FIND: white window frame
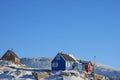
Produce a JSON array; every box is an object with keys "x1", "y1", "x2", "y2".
[
  {"x1": 52, "y1": 62, "x2": 58, "y2": 67},
  {"x1": 66, "y1": 61, "x2": 70, "y2": 67},
  {"x1": 7, "y1": 53, "x2": 10, "y2": 56}
]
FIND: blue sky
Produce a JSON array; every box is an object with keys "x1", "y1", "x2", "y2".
[{"x1": 0, "y1": 0, "x2": 120, "y2": 69}]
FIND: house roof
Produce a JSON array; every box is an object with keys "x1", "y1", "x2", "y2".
[
  {"x1": 58, "y1": 53, "x2": 76, "y2": 62},
  {"x1": 82, "y1": 60, "x2": 92, "y2": 65},
  {"x1": 2, "y1": 50, "x2": 19, "y2": 59}
]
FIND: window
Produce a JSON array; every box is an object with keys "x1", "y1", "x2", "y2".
[
  {"x1": 4, "y1": 58, "x2": 7, "y2": 60},
  {"x1": 7, "y1": 53, "x2": 10, "y2": 56},
  {"x1": 66, "y1": 62, "x2": 70, "y2": 67},
  {"x1": 52, "y1": 62, "x2": 58, "y2": 67}
]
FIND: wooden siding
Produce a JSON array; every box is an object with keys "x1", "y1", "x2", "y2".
[
  {"x1": 66, "y1": 61, "x2": 74, "y2": 70},
  {"x1": 15, "y1": 57, "x2": 20, "y2": 63},
  {"x1": 51, "y1": 53, "x2": 77, "y2": 71},
  {"x1": 83, "y1": 63, "x2": 93, "y2": 73},
  {"x1": 2, "y1": 53, "x2": 15, "y2": 61},
  {"x1": 52, "y1": 55, "x2": 66, "y2": 71},
  {"x1": 1, "y1": 50, "x2": 20, "y2": 63}
]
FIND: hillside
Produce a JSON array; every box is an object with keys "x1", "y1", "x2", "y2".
[
  {"x1": 0, "y1": 60, "x2": 35, "y2": 80},
  {"x1": 21, "y1": 57, "x2": 120, "y2": 80},
  {"x1": 0, "y1": 58, "x2": 120, "y2": 80},
  {"x1": 0, "y1": 60, "x2": 87, "y2": 80},
  {"x1": 95, "y1": 63, "x2": 120, "y2": 80}
]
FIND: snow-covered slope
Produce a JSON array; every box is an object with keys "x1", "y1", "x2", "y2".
[
  {"x1": 20, "y1": 57, "x2": 52, "y2": 69},
  {"x1": 1, "y1": 58, "x2": 120, "y2": 80},
  {"x1": 0, "y1": 60, "x2": 35, "y2": 80},
  {"x1": 94, "y1": 63, "x2": 120, "y2": 80},
  {"x1": 21, "y1": 58, "x2": 120, "y2": 80},
  {"x1": 0, "y1": 60, "x2": 88, "y2": 80}
]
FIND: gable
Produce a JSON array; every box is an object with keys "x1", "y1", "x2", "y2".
[
  {"x1": 1, "y1": 50, "x2": 19, "y2": 59},
  {"x1": 52, "y1": 54, "x2": 64, "y2": 63},
  {"x1": 52, "y1": 54, "x2": 66, "y2": 71}
]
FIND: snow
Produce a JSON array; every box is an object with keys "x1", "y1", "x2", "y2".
[
  {"x1": 94, "y1": 63, "x2": 120, "y2": 80},
  {"x1": 0, "y1": 60, "x2": 88, "y2": 80},
  {"x1": 20, "y1": 58, "x2": 52, "y2": 69},
  {"x1": 1, "y1": 57, "x2": 120, "y2": 80},
  {"x1": 63, "y1": 76, "x2": 84, "y2": 80},
  {"x1": 69, "y1": 54, "x2": 79, "y2": 63},
  {"x1": 0, "y1": 60, "x2": 35, "y2": 80},
  {"x1": 21, "y1": 58, "x2": 120, "y2": 80}
]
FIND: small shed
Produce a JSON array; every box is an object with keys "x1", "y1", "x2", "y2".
[
  {"x1": 1, "y1": 50, "x2": 20, "y2": 63},
  {"x1": 82, "y1": 61, "x2": 93, "y2": 74},
  {"x1": 51, "y1": 53, "x2": 82, "y2": 71}
]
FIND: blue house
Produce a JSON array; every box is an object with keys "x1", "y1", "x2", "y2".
[{"x1": 51, "y1": 53, "x2": 82, "y2": 72}]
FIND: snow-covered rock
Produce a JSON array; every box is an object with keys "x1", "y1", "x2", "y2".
[
  {"x1": 0, "y1": 60, "x2": 35, "y2": 80},
  {"x1": 21, "y1": 58, "x2": 120, "y2": 80},
  {"x1": 1, "y1": 57, "x2": 120, "y2": 80},
  {"x1": 94, "y1": 63, "x2": 120, "y2": 80}
]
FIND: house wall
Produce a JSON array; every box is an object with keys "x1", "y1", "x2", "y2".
[
  {"x1": 66, "y1": 61, "x2": 74, "y2": 70},
  {"x1": 78, "y1": 63, "x2": 82, "y2": 72},
  {"x1": 72, "y1": 62, "x2": 82, "y2": 72},
  {"x1": 2, "y1": 53, "x2": 15, "y2": 62},
  {"x1": 82, "y1": 63, "x2": 93, "y2": 73},
  {"x1": 15, "y1": 57, "x2": 20, "y2": 63},
  {"x1": 88, "y1": 63, "x2": 93, "y2": 73},
  {"x1": 2, "y1": 53, "x2": 20, "y2": 63},
  {"x1": 51, "y1": 54, "x2": 81, "y2": 71},
  {"x1": 52, "y1": 55, "x2": 66, "y2": 71}
]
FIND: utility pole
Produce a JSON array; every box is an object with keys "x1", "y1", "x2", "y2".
[
  {"x1": 93, "y1": 56, "x2": 96, "y2": 80},
  {"x1": 94, "y1": 56, "x2": 96, "y2": 72}
]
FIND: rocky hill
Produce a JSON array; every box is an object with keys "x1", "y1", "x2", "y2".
[{"x1": 21, "y1": 57, "x2": 120, "y2": 80}]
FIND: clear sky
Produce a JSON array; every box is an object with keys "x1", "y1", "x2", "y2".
[{"x1": 0, "y1": 0, "x2": 120, "y2": 69}]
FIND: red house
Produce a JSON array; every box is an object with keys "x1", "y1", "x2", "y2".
[{"x1": 82, "y1": 61, "x2": 93, "y2": 74}]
